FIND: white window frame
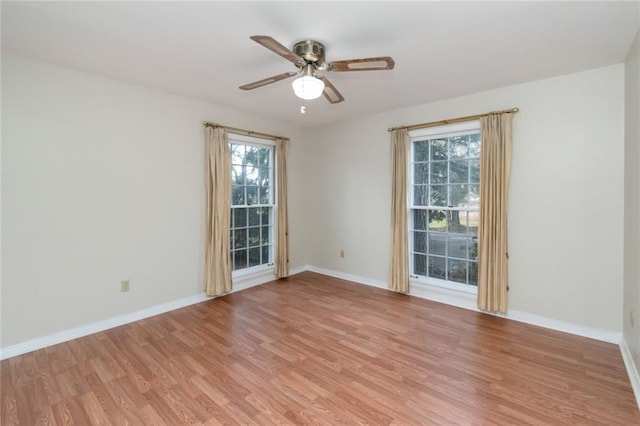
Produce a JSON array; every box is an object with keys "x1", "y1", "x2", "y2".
[
  {"x1": 228, "y1": 133, "x2": 276, "y2": 278},
  {"x1": 408, "y1": 121, "x2": 480, "y2": 294}
]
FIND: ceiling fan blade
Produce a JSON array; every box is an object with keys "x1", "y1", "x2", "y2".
[
  {"x1": 330, "y1": 56, "x2": 395, "y2": 72},
  {"x1": 250, "y1": 35, "x2": 302, "y2": 64},
  {"x1": 320, "y1": 76, "x2": 345, "y2": 104},
  {"x1": 239, "y1": 71, "x2": 297, "y2": 91}
]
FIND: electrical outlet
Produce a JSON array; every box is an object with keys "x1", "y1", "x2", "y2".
[
  {"x1": 121, "y1": 280, "x2": 130, "y2": 292},
  {"x1": 340, "y1": 249, "x2": 344, "y2": 258}
]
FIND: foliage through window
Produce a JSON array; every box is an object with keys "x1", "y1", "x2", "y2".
[
  {"x1": 410, "y1": 122, "x2": 480, "y2": 287},
  {"x1": 230, "y1": 134, "x2": 274, "y2": 273}
]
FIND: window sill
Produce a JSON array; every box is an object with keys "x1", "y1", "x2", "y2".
[
  {"x1": 409, "y1": 277, "x2": 477, "y2": 311},
  {"x1": 411, "y1": 276, "x2": 477, "y2": 294},
  {"x1": 232, "y1": 265, "x2": 276, "y2": 292}
]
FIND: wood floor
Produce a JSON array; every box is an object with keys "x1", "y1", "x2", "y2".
[{"x1": 2, "y1": 272, "x2": 639, "y2": 425}]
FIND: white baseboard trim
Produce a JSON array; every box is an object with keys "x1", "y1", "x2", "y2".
[
  {"x1": 498, "y1": 309, "x2": 621, "y2": 344},
  {"x1": 621, "y1": 337, "x2": 640, "y2": 410},
  {"x1": 306, "y1": 265, "x2": 622, "y2": 344},
  {"x1": 0, "y1": 266, "x2": 306, "y2": 360},
  {"x1": 306, "y1": 265, "x2": 388, "y2": 290},
  {"x1": 0, "y1": 264, "x2": 623, "y2": 362},
  {"x1": 0, "y1": 293, "x2": 210, "y2": 360}
]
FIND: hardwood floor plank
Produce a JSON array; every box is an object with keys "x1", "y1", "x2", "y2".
[{"x1": 2, "y1": 271, "x2": 638, "y2": 425}]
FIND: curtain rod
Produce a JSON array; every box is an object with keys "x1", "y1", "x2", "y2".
[
  {"x1": 202, "y1": 121, "x2": 289, "y2": 141},
  {"x1": 387, "y1": 108, "x2": 520, "y2": 132}
]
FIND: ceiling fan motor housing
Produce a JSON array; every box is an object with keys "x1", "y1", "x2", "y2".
[{"x1": 293, "y1": 40, "x2": 326, "y2": 66}]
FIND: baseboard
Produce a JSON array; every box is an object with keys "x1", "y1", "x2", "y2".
[
  {"x1": 0, "y1": 264, "x2": 622, "y2": 360},
  {"x1": 499, "y1": 309, "x2": 621, "y2": 344},
  {"x1": 0, "y1": 293, "x2": 210, "y2": 360},
  {"x1": 621, "y1": 337, "x2": 640, "y2": 410},
  {"x1": 306, "y1": 265, "x2": 622, "y2": 344},
  {"x1": 0, "y1": 266, "x2": 306, "y2": 360},
  {"x1": 306, "y1": 265, "x2": 388, "y2": 290}
]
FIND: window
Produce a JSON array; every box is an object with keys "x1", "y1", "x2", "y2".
[
  {"x1": 230, "y1": 134, "x2": 275, "y2": 273},
  {"x1": 409, "y1": 121, "x2": 480, "y2": 287}
]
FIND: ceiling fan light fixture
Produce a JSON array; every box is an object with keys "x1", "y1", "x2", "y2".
[{"x1": 292, "y1": 75, "x2": 325, "y2": 100}]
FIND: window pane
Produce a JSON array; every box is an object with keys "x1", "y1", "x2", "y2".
[
  {"x1": 448, "y1": 259, "x2": 467, "y2": 284},
  {"x1": 249, "y1": 247, "x2": 261, "y2": 267},
  {"x1": 234, "y1": 250, "x2": 247, "y2": 270},
  {"x1": 429, "y1": 185, "x2": 447, "y2": 206},
  {"x1": 261, "y1": 245, "x2": 270, "y2": 264},
  {"x1": 428, "y1": 256, "x2": 446, "y2": 280},
  {"x1": 248, "y1": 207, "x2": 260, "y2": 226},
  {"x1": 413, "y1": 231, "x2": 427, "y2": 254},
  {"x1": 413, "y1": 209, "x2": 428, "y2": 231},
  {"x1": 428, "y1": 209, "x2": 447, "y2": 232},
  {"x1": 248, "y1": 227, "x2": 260, "y2": 247},
  {"x1": 469, "y1": 134, "x2": 480, "y2": 157},
  {"x1": 430, "y1": 162, "x2": 447, "y2": 184},
  {"x1": 428, "y1": 233, "x2": 446, "y2": 255},
  {"x1": 231, "y1": 144, "x2": 244, "y2": 165},
  {"x1": 246, "y1": 187, "x2": 259, "y2": 205},
  {"x1": 413, "y1": 185, "x2": 428, "y2": 206},
  {"x1": 449, "y1": 184, "x2": 469, "y2": 207},
  {"x1": 430, "y1": 139, "x2": 447, "y2": 160},
  {"x1": 414, "y1": 141, "x2": 429, "y2": 162},
  {"x1": 448, "y1": 234, "x2": 469, "y2": 259},
  {"x1": 259, "y1": 167, "x2": 270, "y2": 186},
  {"x1": 232, "y1": 165, "x2": 244, "y2": 185},
  {"x1": 233, "y1": 229, "x2": 247, "y2": 249},
  {"x1": 413, "y1": 163, "x2": 429, "y2": 184},
  {"x1": 259, "y1": 187, "x2": 270, "y2": 204},
  {"x1": 457, "y1": 211, "x2": 469, "y2": 231},
  {"x1": 449, "y1": 160, "x2": 469, "y2": 183},
  {"x1": 470, "y1": 236, "x2": 478, "y2": 261},
  {"x1": 261, "y1": 226, "x2": 270, "y2": 245},
  {"x1": 469, "y1": 185, "x2": 480, "y2": 207},
  {"x1": 245, "y1": 166, "x2": 258, "y2": 186},
  {"x1": 469, "y1": 261, "x2": 478, "y2": 285},
  {"x1": 261, "y1": 208, "x2": 271, "y2": 225},
  {"x1": 414, "y1": 254, "x2": 427, "y2": 276},
  {"x1": 470, "y1": 159, "x2": 480, "y2": 183},
  {"x1": 232, "y1": 186, "x2": 245, "y2": 206},
  {"x1": 468, "y1": 211, "x2": 479, "y2": 236},
  {"x1": 449, "y1": 136, "x2": 468, "y2": 159},
  {"x1": 234, "y1": 208, "x2": 247, "y2": 227},
  {"x1": 245, "y1": 146, "x2": 259, "y2": 166},
  {"x1": 448, "y1": 211, "x2": 464, "y2": 233},
  {"x1": 258, "y1": 148, "x2": 271, "y2": 167}
]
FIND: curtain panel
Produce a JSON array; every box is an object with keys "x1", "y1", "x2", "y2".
[
  {"x1": 477, "y1": 113, "x2": 513, "y2": 313},
  {"x1": 204, "y1": 127, "x2": 233, "y2": 296},
  {"x1": 275, "y1": 138, "x2": 289, "y2": 278},
  {"x1": 389, "y1": 129, "x2": 410, "y2": 293}
]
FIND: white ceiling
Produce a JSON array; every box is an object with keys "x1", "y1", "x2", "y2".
[{"x1": 2, "y1": 1, "x2": 639, "y2": 127}]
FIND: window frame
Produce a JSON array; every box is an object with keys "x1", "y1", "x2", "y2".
[
  {"x1": 228, "y1": 132, "x2": 276, "y2": 278},
  {"x1": 408, "y1": 121, "x2": 480, "y2": 294}
]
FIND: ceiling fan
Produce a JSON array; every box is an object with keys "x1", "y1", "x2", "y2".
[{"x1": 239, "y1": 35, "x2": 395, "y2": 104}]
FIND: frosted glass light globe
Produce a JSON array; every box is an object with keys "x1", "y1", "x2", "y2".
[{"x1": 291, "y1": 76, "x2": 325, "y2": 100}]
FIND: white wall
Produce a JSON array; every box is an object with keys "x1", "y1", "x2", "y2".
[
  {"x1": 1, "y1": 53, "x2": 306, "y2": 348},
  {"x1": 624, "y1": 31, "x2": 640, "y2": 375},
  {"x1": 0, "y1": 52, "x2": 628, "y2": 351},
  {"x1": 300, "y1": 64, "x2": 626, "y2": 332}
]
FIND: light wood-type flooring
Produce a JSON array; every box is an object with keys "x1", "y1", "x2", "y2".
[{"x1": 2, "y1": 271, "x2": 639, "y2": 425}]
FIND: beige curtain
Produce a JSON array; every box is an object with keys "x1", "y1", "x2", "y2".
[
  {"x1": 204, "y1": 126, "x2": 232, "y2": 296},
  {"x1": 389, "y1": 129, "x2": 410, "y2": 293},
  {"x1": 275, "y1": 138, "x2": 289, "y2": 278},
  {"x1": 477, "y1": 113, "x2": 513, "y2": 313}
]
